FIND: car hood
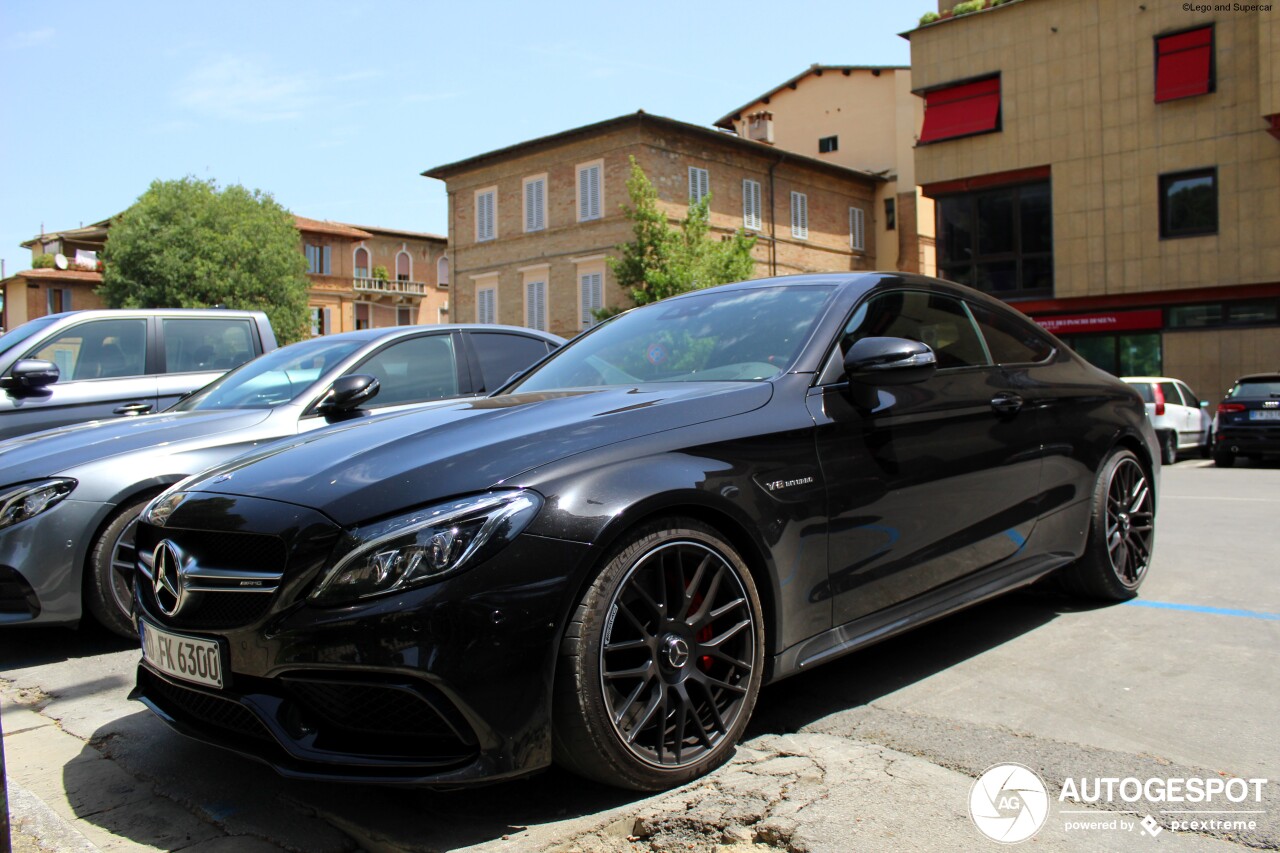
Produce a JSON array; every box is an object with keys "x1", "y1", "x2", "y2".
[
  {"x1": 183, "y1": 383, "x2": 774, "y2": 526},
  {"x1": 0, "y1": 409, "x2": 274, "y2": 483}
]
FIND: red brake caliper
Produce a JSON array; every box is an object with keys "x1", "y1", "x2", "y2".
[{"x1": 689, "y1": 590, "x2": 714, "y2": 672}]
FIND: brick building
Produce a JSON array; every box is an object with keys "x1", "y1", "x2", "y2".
[
  {"x1": 1, "y1": 217, "x2": 449, "y2": 336},
  {"x1": 907, "y1": 0, "x2": 1279, "y2": 399},
  {"x1": 715, "y1": 64, "x2": 936, "y2": 277},
  {"x1": 423, "y1": 111, "x2": 884, "y2": 339}
]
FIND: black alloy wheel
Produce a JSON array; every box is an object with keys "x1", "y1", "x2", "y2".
[
  {"x1": 1057, "y1": 448, "x2": 1155, "y2": 601},
  {"x1": 554, "y1": 519, "x2": 764, "y2": 790}
]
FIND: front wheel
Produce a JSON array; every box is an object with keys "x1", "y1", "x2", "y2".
[
  {"x1": 85, "y1": 494, "x2": 155, "y2": 638},
  {"x1": 553, "y1": 519, "x2": 764, "y2": 791},
  {"x1": 1057, "y1": 449, "x2": 1155, "y2": 601}
]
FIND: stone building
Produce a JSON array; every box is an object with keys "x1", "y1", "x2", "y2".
[
  {"x1": 715, "y1": 64, "x2": 936, "y2": 277},
  {"x1": 907, "y1": 0, "x2": 1280, "y2": 398},
  {"x1": 423, "y1": 111, "x2": 883, "y2": 339}
]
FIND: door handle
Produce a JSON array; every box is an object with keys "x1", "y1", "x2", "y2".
[
  {"x1": 113, "y1": 402, "x2": 153, "y2": 415},
  {"x1": 990, "y1": 393, "x2": 1024, "y2": 414}
]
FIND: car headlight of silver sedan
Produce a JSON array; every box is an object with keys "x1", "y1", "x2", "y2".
[
  {"x1": 0, "y1": 479, "x2": 77, "y2": 529},
  {"x1": 310, "y1": 490, "x2": 543, "y2": 604}
]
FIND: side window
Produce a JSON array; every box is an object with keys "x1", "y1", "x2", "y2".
[
  {"x1": 163, "y1": 319, "x2": 257, "y2": 373},
  {"x1": 1178, "y1": 382, "x2": 1200, "y2": 408},
  {"x1": 1131, "y1": 383, "x2": 1156, "y2": 403},
  {"x1": 1158, "y1": 381, "x2": 1181, "y2": 406},
  {"x1": 472, "y1": 332, "x2": 551, "y2": 392},
  {"x1": 968, "y1": 302, "x2": 1055, "y2": 365},
  {"x1": 29, "y1": 319, "x2": 148, "y2": 380},
  {"x1": 837, "y1": 291, "x2": 989, "y2": 371},
  {"x1": 354, "y1": 334, "x2": 459, "y2": 407}
]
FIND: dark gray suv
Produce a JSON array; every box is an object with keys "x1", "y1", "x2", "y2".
[{"x1": 0, "y1": 309, "x2": 277, "y2": 439}]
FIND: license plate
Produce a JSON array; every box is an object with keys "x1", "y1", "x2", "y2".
[
  {"x1": 1249, "y1": 410, "x2": 1280, "y2": 421},
  {"x1": 140, "y1": 620, "x2": 224, "y2": 689}
]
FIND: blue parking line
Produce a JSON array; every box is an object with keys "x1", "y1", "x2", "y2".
[{"x1": 1124, "y1": 600, "x2": 1280, "y2": 621}]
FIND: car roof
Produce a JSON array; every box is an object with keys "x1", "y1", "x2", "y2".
[
  {"x1": 316, "y1": 324, "x2": 565, "y2": 344},
  {"x1": 1120, "y1": 376, "x2": 1183, "y2": 383},
  {"x1": 1233, "y1": 373, "x2": 1280, "y2": 383}
]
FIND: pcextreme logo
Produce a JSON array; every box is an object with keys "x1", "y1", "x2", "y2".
[{"x1": 969, "y1": 764, "x2": 1050, "y2": 844}]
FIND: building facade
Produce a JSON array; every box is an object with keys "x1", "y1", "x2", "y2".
[
  {"x1": 2, "y1": 218, "x2": 449, "y2": 336},
  {"x1": 715, "y1": 64, "x2": 937, "y2": 277},
  {"x1": 424, "y1": 111, "x2": 883, "y2": 339},
  {"x1": 908, "y1": 0, "x2": 1279, "y2": 400},
  {"x1": 295, "y1": 218, "x2": 449, "y2": 335}
]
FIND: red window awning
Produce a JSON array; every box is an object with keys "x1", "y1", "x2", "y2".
[
  {"x1": 919, "y1": 77, "x2": 1001, "y2": 144},
  {"x1": 1155, "y1": 27, "x2": 1213, "y2": 103}
]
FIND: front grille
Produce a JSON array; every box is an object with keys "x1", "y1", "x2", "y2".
[
  {"x1": 141, "y1": 669, "x2": 273, "y2": 742},
  {"x1": 0, "y1": 567, "x2": 39, "y2": 616},
  {"x1": 139, "y1": 585, "x2": 275, "y2": 630},
  {"x1": 137, "y1": 529, "x2": 288, "y2": 631}
]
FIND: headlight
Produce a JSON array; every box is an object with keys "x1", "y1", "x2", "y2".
[
  {"x1": 310, "y1": 490, "x2": 543, "y2": 604},
  {"x1": 141, "y1": 490, "x2": 188, "y2": 528},
  {"x1": 0, "y1": 479, "x2": 76, "y2": 529}
]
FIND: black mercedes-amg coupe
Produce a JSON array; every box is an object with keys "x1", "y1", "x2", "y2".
[{"x1": 130, "y1": 273, "x2": 1160, "y2": 791}]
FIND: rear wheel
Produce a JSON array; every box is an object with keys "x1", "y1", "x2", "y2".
[
  {"x1": 1213, "y1": 450, "x2": 1236, "y2": 468},
  {"x1": 1159, "y1": 430, "x2": 1177, "y2": 466},
  {"x1": 85, "y1": 494, "x2": 155, "y2": 638},
  {"x1": 1058, "y1": 449, "x2": 1154, "y2": 601},
  {"x1": 553, "y1": 519, "x2": 764, "y2": 791}
]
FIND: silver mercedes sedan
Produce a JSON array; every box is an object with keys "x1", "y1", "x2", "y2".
[{"x1": 0, "y1": 324, "x2": 561, "y2": 636}]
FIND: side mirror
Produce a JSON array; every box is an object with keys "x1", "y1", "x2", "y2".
[
  {"x1": 319, "y1": 374, "x2": 380, "y2": 414},
  {"x1": 2, "y1": 359, "x2": 61, "y2": 392},
  {"x1": 1199, "y1": 400, "x2": 1209, "y2": 409},
  {"x1": 843, "y1": 337, "x2": 937, "y2": 386}
]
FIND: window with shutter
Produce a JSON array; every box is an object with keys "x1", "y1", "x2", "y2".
[
  {"x1": 580, "y1": 272, "x2": 604, "y2": 328},
  {"x1": 524, "y1": 177, "x2": 546, "y2": 232},
  {"x1": 743, "y1": 180, "x2": 762, "y2": 231},
  {"x1": 477, "y1": 287, "x2": 497, "y2": 324},
  {"x1": 1155, "y1": 26, "x2": 1213, "y2": 102},
  {"x1": 918, "y1": 76, "x2": 1001, "y2": 144},
  {"x1": 850, "y1": 207, "x2": 865, "y2": 252},
  {"x1": 688, "y1": 167, "x2": 710, "y2": 204},
  {"x1": 476, "y1": 190, "x2": 496, "y2": 241},
  {"x1": 578, "y1": 163, "x2": 602, "y2": 221},
  {"x1": 525, "y1": 280, "x2": 547, "y2": 331},
  {"x1": 791, "y1": 192, "x2": 808, "y2": 240}
]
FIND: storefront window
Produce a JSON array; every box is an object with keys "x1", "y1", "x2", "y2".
[{"x1": 1061, "y1": 332, "x2": 1161, "y2": 377}]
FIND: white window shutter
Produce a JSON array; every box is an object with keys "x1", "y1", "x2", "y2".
[
  {"x1": 851, "y1": 207, "x2": 865, "y2": 251},
  {"x1": 590, "y1": 166, "x2": 600, "y2": 218},
  {"x1": 581, "y1": 272, "x2": 603, "y2": 327},
  {"x1": 525, "y1": 183, "x2": 535, "y2": 232},
  {"x1": 791, "y1": 192, "x2": 808, "y2": 239},
  {"x1": 535, "y1": 180, "x2": 544, "y2": 230},
  {"x1": 743, "y1": 179, "x2": 762, "y2": 230},
  {"x1": 322, "y1": 245, "x2": 331, "y2": 274}
]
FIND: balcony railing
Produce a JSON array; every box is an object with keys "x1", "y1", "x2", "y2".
[{"x1": 353, "y1": 277, "x2": 428, "y2": 296}]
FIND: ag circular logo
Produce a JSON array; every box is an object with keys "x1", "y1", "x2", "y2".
[{"x1": 969, "y1": 763, "x2": 1049, "y2": 844}]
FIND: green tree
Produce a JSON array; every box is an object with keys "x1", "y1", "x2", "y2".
[
  {"x1": 99, "y1": 177, "x2": 311, "y2": 343},
  {"x1": 607, "y1": 158, "x2": 757, "y2": 313}
]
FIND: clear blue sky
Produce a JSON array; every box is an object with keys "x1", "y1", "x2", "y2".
[{"x1": 0, "y1": 1, "x2": 917, "y2": 277}]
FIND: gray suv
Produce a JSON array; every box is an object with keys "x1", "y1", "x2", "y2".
[{"x1": 0, "y1": 309, "x2": 277, "y2": 439}]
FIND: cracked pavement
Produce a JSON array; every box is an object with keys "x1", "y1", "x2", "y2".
[{"x1": 2, "y1": 462, "x2": 1277, "y2": 852}]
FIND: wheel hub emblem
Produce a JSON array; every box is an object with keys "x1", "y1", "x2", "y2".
[
  {"x1": 152, "y1": 540, "x2": 187, "y2": 617},
  {"x1": 663, "y1": 635, "x2": 691, "y2": 669},
  {"x1": 1119, "y1": 512, "x2": 1131, "y2": 533}
]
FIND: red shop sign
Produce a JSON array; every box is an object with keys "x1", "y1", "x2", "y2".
[{"x1": 1032, "y1": 309, "x2": 1163, "y2": 335}]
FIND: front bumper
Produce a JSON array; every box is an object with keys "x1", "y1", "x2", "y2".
[
  {"x1": 0, "y1": 498, "x2": 107, "y2": 626},
  {"x1": 130, "y1": 492, "x2": 592, "y2": 785}
]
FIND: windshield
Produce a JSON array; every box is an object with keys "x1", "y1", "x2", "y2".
[
  {"x1": 511, "y1": 285, "x2": 835, "y2": 392},
  {"x1": 0, "y1": 315, "x2": 61, "y2": 358},
  {"x1": 173, "y1": 337, "x2": 364, "y2": 411},
  {"x1": 1229, "y1": 380, "x2": 1280, "y2": 399}
]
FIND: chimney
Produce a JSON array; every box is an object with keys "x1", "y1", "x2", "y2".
[{"x1": 746, "y1": 111, "x2": 775, "y2": 144}]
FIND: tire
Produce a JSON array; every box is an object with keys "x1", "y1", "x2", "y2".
[
  {"x1": 1214, "y1": 451, "x2": 1236, "y2": 468},
  {"x1": 1057, "y1": 449, "x2": 1155, "y2": 602},
  {"x1": 84, "y1": 494, "x2": 155, "y2": 638},
  {"x1": 553, "y1": 518, "x2": 765, "y2": 791},
  {"x1": 1199, "y1": 432, "x2": 1213, "y2": 460},
  {"x1": 1159, "y1": 430, "x2": 1177, "y2": 466}
]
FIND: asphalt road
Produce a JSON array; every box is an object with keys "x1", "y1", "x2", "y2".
[{"x1": 2, "y1": 459, "x2": 1277, "y2": 852}]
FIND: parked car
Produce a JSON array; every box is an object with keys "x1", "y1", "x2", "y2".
[
  {"x1": 0, "y1": 309, "x2": 278, "y2": 440},
  {"x1": 0, "y1": 324, "x2": 561, "y2": 637},
  {"x1": 129, "y1": 273, "x2": 1158, "y2": 791},
  {"x1": 1211, "y1": 372, "x2": 1280, "y2": 467},
  {"x1": 1121, "y1": 376, "x2": 1212, "y2": 464}
]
